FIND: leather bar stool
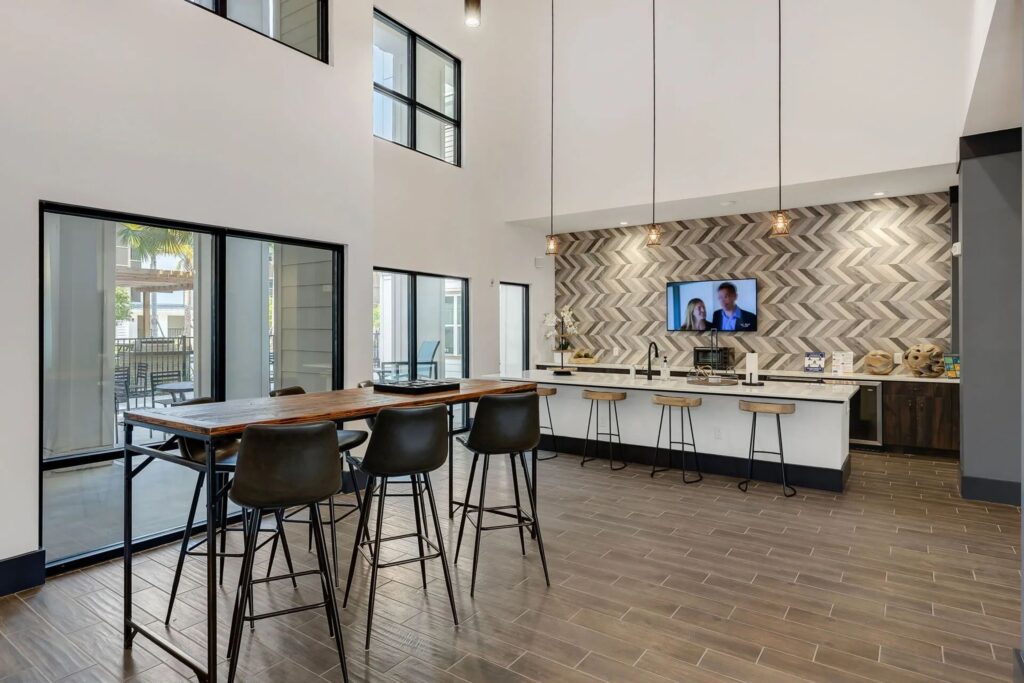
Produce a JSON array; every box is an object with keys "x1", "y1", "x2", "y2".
[
  {"x1": 342, "y1": 404, "x2": 458, "y2": 650},
  {"x1": 267, "y1": 385, "x2": 368, "y2": 586},
  {"x1": 651, "y1": 395, "x2": 703, "y2": 483},
  {"x1": 536, "y1": 386, "x2": 559, "y2": 461},
  {"x1": 225, "y1": 422, "x2": 349, "y2": 683},
  {"x1": 454, "y1": 392, "x2": 550, "y2": 597},
  {"x1": 165, "y1": 397, "x2": 296, "y2": 626},
  {"x1": 581, "y1": 390, "x2": 627, "y2": 470},
  {"x1": 737, "y1": 400, "x2": 797, "y2": 497}
]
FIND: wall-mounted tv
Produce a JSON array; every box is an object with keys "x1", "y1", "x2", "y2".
[{"x1": 667, "y1": 278, "x2": 758, "y2": 332}]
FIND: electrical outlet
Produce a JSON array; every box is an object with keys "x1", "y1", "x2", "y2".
[
  {"x1": 894, "y1": 351, "x2": 903, "y2": 365},
  {"x1": 713, "y1": 427, "x2": 722, "y2": 440}
]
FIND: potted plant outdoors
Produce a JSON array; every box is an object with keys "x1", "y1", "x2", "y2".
[{"x1": 544, "y1": 306, "x2": 579, "y2": 368}]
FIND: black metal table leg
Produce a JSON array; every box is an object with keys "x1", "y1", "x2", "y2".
[
  {"x1": 204, "y1": 440, "x2": 218, "y2": 681},
  {"x1": 530, "y1": 447, "x2": 538, "y2": 539},
  {"x1": 123, "y1": 425, "x2": 134, "y2": 649},
  {"x1": 448, "y1": 405, "x2": 455, "y2": 518}
]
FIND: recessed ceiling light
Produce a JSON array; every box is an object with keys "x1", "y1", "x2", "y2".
[
  {"x1": 720, "y1": 200, "x2": 735, "y2": 207},
  {"x1": 873, "y1": 191, "x2": 886, "y2": 196},
  {"x1": 619, "y1": 221, "x2": 629, "y2": 226}
]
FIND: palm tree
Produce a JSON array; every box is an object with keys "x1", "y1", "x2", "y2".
[{"x1": 116, "y1": 224, "x2": 195, "y2": 337}]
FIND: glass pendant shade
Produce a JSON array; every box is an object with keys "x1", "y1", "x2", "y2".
[
  {"x1": 465, "y1": 0, "x2": 481, "y2": 27},
  {"x1": 769, "y1": 209, "x2": 791, "y2": 238},
  {"x1": 545, "y1": 233, "x2": 558, "y2": 255},
  {"x1": 645, "y1": 223, "x2": 663, "y2": 247}
]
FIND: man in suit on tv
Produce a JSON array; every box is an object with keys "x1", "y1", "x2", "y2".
[{"x1": 710, "y1": 281, "x2": 757, "y2": 331}]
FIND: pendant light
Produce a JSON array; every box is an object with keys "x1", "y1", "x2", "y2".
[
  {"x1": 545, "y1": 0, "x2": 559, "y2": 255},
  {"x1": 769, "y1": 0, "x2": 790, "y2": 238},
  {"x1": 465, "y1": 0, "x2": 481, "y2": 28},
  {"x1": 644, "y1": 0, "x2": 662, "y2": 247}
]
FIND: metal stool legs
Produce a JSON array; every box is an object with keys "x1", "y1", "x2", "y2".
[
  {"x1": 737, "y1": 412, "x2": 796, "y2": 497},
  {"x1": 343, "y1": 473, "x2": 458, "y2": 649},
  {"x1": 581, "y1": 399, "x2": 626, "y2": 470},
  {"x1": 226, "y1": 504, "x2": 349, "y2": 683},
  {"x1": 651, "y1": 405, "x2": 703, "y2": 483},
  {"x1": 454, "y1": 451, "x2": 550, "y2": 597},
  {"x1": 537, "y1": 394, "x2": 559, "y2": 461}
]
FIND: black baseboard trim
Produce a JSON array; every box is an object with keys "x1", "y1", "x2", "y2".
[
  {"x1": 0, "y1": 549, "x2": 45, "y2": 596},
  {"x1": 961, "y1": 475, "x2": 1021, "y2": 506},
  {"x1": 539, "y1": 435, "x2": 849, "y2": 492}
]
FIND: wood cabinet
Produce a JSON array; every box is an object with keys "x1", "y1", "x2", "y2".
[{"x1": 882, "y1": 382, "x2": 959, "y2": 452}]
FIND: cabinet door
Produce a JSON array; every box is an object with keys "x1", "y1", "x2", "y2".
[
  {"x1": 883, "y1": 391, "x2": 917, "y2": 447},
  {"x1": 916, "y1": 395, "x2": 956, "y2": 450}
]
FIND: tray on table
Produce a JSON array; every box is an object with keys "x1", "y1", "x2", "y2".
[{"x1": 372, "y1": 379, "x2": 462, "y2": 395}]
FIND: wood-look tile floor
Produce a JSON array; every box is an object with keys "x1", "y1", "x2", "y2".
[{"x1": 2, "y1": 450, "x2": 1020, "y2": 682}]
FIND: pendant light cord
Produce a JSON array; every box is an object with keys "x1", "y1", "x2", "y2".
[
  {"x1": 651, "y1": 0, "x2": 656, "y2": 228},
  {"x1": 777, "y1": 0, "x2": 782, "y2": 213},
  {"x1": 549, "y1": 0, "x2": 555, "y2": 242}
]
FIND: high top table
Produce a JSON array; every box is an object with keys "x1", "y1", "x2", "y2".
[{"x1": 122, "y1": 378, "x2": 536, "y2": 682}]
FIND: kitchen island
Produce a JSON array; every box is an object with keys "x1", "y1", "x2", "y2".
[{"x1": 490, "y1": 370, "x2": 860, "y2": 491}]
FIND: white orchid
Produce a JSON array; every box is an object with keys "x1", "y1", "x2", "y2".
[{"x1": 544, "y1": 307, "x2": 579, "y2": 348}]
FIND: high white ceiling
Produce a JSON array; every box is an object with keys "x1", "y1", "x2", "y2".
[{"x1": 500, "y1": 0, "x2": 1020, "y2": 233}]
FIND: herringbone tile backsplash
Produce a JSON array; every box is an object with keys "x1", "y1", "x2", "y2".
[{"x1": 553, "y1": 193, "x2": 952, "y2": 371}]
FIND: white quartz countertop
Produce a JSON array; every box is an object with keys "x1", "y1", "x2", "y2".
[
  {"x1": 536, "y1": 362, "x2": 958, "y2": 384},
  {"x1": 487, "y1": 370, "x2": 860, "y2": 404}
]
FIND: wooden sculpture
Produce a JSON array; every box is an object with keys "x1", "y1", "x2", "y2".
[
  {"x1": 864, "y1": 350, "x2": 894, "y2": 375},
  {"x1": 904, "y1": 343, "x2": 944, "y2": 377}
]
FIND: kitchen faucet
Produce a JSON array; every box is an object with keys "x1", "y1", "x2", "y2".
[{"x1": 646, "y1": 341, "x2": 660, "y2": 381}]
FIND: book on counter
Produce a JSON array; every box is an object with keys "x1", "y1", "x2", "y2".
[
  {"x1": 804, "y1": 352, "x2": 825, "y2": 373},
  {"x1": 831, "y1": 351, "x2": 854, "y2": 375},
  {"x1": 943, "y1": 353, "x2": 960, "y2": 379}
]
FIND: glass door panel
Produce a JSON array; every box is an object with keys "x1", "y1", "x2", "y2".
[
  {"x1": 225, "y1": 238, "x2": 335, "y2": 398},
  {"x1": 372, "y1": 270, "x2": 411, "y2": 382},
  {"x1": 500, "y1": 283, "x2": 528, "y2": 375}
]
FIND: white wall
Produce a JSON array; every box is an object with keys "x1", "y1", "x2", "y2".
[
  {"x1": 502, "y1": 0, "x2": 976, "y2": 227},
  {"x1": 372, "y1": 0, "x2": 555, "y2": 380},
  {"x1": 0, "y1": 0, "x2": 373, "y2": 561}
]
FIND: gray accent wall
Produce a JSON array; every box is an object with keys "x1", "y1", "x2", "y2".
[{"x1": 959, "y1": 151, "x2": 1022, "y2": 497}]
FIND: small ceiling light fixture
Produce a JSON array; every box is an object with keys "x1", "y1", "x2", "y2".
[
  {"x1": 873, "y1": 191, "x2": 886, "y2": 197},
  {"x1": 545, "y1": 0, "x2": 558, "y2": 255},
  {"x1": 619, "y1": 221, "x2": 629, "y2": 226},
  {"x1": 720, "y1": 200, "x2": 736, "y2": 207},
  {"x1": 465, "y1": 0, "x2": 481, "y2": 27},
  {"x1": 769, "y1": 0, "x2": 790, "y2": 238},
  {"x1": 644, "y1": 0, "x2": 662, "y2": 248}
]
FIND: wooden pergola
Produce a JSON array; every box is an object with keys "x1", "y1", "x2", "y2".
[{"x1": 116, "y1": 265, "x2": 194, "y2": 337}]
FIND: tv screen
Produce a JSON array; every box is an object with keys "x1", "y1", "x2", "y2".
[{"x1": 667, "y1": 278, "x2": 758, "y2": 332}]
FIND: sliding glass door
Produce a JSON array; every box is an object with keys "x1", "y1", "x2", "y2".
[
  {"x1": 372, "y1": 268, "x2": 469, "y2": 424},
  {"x1": 225, "y1": 238, "x2": 336, "y2": 398},
  {"x1": 499, "y1": 282, "x2": 529, "y2": 375},
  {"x1": 40, "y1": 204, "x2": 345, "y2": 568}
]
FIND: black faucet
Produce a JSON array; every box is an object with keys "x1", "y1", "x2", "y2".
[{"x1": 646, "y1": 341, "x2": 660, "y2": 381}]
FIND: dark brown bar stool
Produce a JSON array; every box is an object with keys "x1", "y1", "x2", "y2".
[
  {"x1": 343, "y1": 405, "x2": 458, "y2": 649},
  {"x1": 536, "y1": 386, "x2": 559, "y2": 461},
  {"x1": 651, "y1": 395, "x2": 703, "y2": 483},
  {"x1": 737, "y1": 400, "x2": 797, "y2": 497},
  {"x1": 581, "y1": 389, "x2": 627, "y2": 470},
  {"x1": 267, "y1": 385, "x2": 368, "y2": 586},
  {"x1": 164, "y1": 397, "x2": 296, "y2": 626},
  {"x1": 454, "y1": 392, "x2": 550, "y2": 596},
  {"x1": 225, "y1": 422, "x2": 349, "y2": 683}
]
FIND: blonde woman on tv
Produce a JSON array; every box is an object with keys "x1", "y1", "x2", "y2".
[{"x1": 680, "y1": 298, "x2": 709, "y2": 331}]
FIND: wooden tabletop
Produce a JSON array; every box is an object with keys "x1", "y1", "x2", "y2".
[{"x1": 123, "y1": 378, "x2": 537, "y2": 438}]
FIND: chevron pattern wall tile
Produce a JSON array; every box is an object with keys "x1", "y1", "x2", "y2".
[{"x1": 554, "y1": 193, "x2": 952, "y2": 371}]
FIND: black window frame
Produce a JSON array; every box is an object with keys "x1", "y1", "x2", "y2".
[
  {"x1": 372, "y1": 9, "x2": 462, "y2": 167},
  {"x1": 38, "y1": 201, "x2": 346, "y2": 573},
  {"x1": 183, "y1": 0, "x2": 329, "y2": 64}
]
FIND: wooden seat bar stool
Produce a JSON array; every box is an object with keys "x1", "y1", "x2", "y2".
[
  {"x1": 581, "y1": 389, "x2": 627, "y2": 470},
  {"x1": 737, "y1": 400, "x2": 797, "y2": 497},
  {"x1": 536, "y1": 386, "x2": 559, "y2": 461},
  {"x1": 651, "y1": 394, "x2": 703, "y2": 483}
]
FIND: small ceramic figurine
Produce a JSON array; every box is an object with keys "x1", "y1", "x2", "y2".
[
  {"x1": 864, "y1": 350, "x2": 894, "y2": 375},
  {"x1": 903, "y1": 343, "x2": 944, "y2": 377}
]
